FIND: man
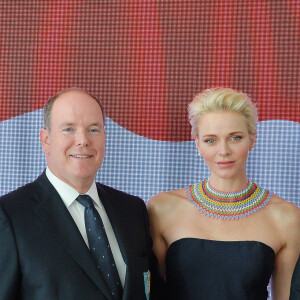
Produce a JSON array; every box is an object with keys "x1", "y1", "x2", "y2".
[{"x1": 0, "y1": 88, "x2": 165, "y2": 300}]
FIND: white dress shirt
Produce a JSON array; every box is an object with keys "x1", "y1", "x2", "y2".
[{"x1": 46, "y1": 168, "x2": 126, "y2": 287}]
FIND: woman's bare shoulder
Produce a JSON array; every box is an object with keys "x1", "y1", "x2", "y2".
[
  {"x1": 269, "y1": 195, "x2": 300, "y2": 228},
  {"x1": 147, "y1": 188, "x2": 188, "y2": 213}
]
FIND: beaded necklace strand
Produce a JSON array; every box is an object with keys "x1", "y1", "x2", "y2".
[{"x1": 186, "y1": 179, "x2": 272, "y2": 220}]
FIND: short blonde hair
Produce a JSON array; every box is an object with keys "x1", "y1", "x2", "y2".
[{"x1": 188, "y1": 87, "x2": 257, "y2": 138}]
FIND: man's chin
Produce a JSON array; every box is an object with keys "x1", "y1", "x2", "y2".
[{"x1": 60, "y1": 170, "x2": 96, "y2": 187}]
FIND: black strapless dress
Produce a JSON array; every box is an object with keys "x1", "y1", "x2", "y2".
[{"x1": 166, "y1": 238, "x2": 275, "y2": 300}]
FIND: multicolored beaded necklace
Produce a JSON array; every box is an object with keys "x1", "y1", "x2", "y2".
[{"x1": 186, "y1": 179, "x2": 272, "y2": 220}]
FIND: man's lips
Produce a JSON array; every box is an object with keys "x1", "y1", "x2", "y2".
[{"x1": 71, "y1": 154, "x2": 93, "y2": 158}]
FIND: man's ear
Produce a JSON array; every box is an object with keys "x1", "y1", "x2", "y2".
[{"x1": 40, "y1": 128, "x2": 50, "y2": 154}]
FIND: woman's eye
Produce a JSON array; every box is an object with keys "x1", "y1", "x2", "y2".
[
  {"x1": 231, "y1": 136, "x2": 242, "y2": 141},
  {"x1": 204, "y1": 139, "x2": 215, "y2": 144}
]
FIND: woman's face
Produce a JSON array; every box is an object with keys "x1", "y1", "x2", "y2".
[{"x1": 195, "y1": 111, "x2": 255, "y2": 183}]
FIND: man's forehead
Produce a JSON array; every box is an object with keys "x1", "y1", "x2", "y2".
[
  {"x1": 52, "y1": 92, "x2": 100, "y2": 111},
  {"x1": 49, "y1": 90, "x2": 105, "y2": 125},
  {"x1": 55, "y1": 90, "x2": 93, "y2": 101}
]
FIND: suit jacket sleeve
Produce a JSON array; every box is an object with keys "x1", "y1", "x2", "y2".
[
  {"x1": 290, "y1": 256, "x2": 300, "y2": 299},
  {"x1": 0, "y1": 207, "x2": 20, "y2": 300}
]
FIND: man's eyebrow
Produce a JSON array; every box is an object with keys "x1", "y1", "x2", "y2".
[
  {"x1": 59, "y1": 122, "x2": 102, "y2": 127},
  {"x1": 60, "y1": 122, "x2": 75, "y2": 127},
  {"x1": 89, "y1": 122, "x2": 102, "y2": 126}
]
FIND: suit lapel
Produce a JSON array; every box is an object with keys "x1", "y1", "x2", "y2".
[{"x1": 33, "y1": 173, "x2": 113, "y2": 300}]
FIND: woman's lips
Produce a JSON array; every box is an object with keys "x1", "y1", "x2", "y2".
[{"x1": 217, "y1": 161, "x2": 235, "y2": 168}]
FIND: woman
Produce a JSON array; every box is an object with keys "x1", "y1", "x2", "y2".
[{"x1": 147, "y1": 88, "x2": 300, "y2": 299}]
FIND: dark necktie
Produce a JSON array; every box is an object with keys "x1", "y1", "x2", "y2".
[{"x1": 76, "y1": 194, "x2": 123, "y2": 299}]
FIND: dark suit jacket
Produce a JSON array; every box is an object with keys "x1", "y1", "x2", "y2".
[
  {"x1": 290, "y1": 256, "x2": 300, "y2": 299},
  {"x1": 0, "y1": 172, "x2": 165, "y2": 300}
]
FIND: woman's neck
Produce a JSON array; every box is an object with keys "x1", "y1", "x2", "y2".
[{"x1": 208, "y1": 174, "x2": 249, "y2": 193}]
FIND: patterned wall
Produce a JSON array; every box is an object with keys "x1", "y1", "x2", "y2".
[{"x1": 0, "y1": 1, "x2": 299, "y2": 211}]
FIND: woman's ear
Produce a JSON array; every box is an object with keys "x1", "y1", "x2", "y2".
[
  {"x1": 195, "y1": 137, "x2": 202, "y2": 156},
  {"x1": 249, "y1": 134, "x2": 257, "y2": 151}
]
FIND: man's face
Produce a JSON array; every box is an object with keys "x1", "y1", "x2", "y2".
[{"x1": 40, "y1": 91, "x2": 106, "y2": 193}]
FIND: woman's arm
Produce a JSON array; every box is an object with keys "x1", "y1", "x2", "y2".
[
  {"x1": 147, "y1": 193, "x2": 169, "y2": 278},
  {"x1": 271, "y1": 199, "x2": 300, "y2": 299}
]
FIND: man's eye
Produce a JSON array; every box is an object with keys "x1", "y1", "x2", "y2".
[
  {"x1": 90, "y1": 128, "x2": 99, "y2": 133},
  {"x1": 63, "y1": 128, "x2": 73, "y2": 133}
]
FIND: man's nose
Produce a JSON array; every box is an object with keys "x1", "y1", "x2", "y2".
[{"x1": 76, "y1": 130, "x2": 89, "y2": 146}]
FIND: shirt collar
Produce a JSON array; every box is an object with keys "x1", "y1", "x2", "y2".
[{"x1": 45, "y1": 168, "x2": 102, "y2": 209}]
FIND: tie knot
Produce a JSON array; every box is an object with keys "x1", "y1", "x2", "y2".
[{"x1": 76, "y1": 194, "x2": 94, "y2": 208}]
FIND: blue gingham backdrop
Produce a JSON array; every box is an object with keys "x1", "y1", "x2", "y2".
[{"x1": 0, "y1": 110, "x2": 299, "y2": 208}]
